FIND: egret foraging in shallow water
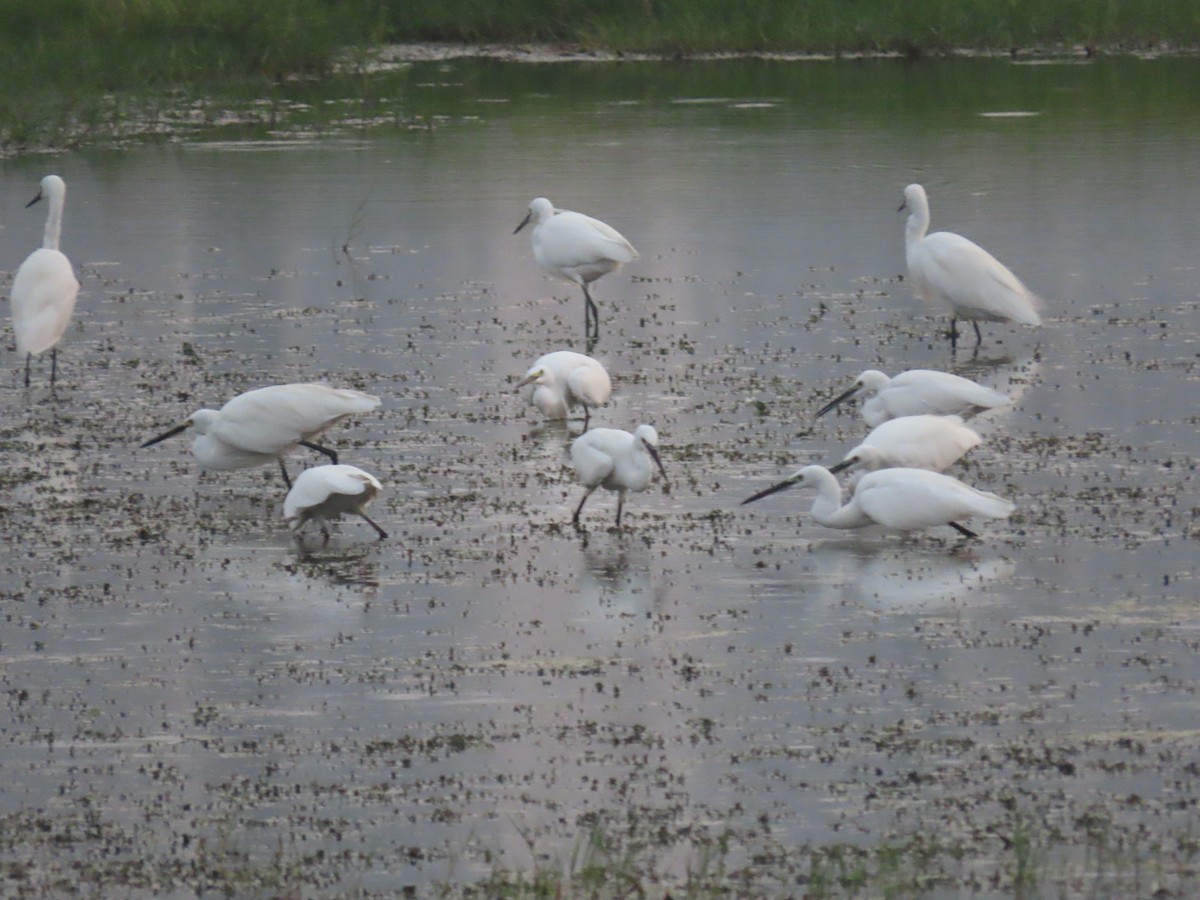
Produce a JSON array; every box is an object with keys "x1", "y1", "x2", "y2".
[
  {"x1": 901, "y1": 183, "x2": 1042, "y2": 349},
  {"x1": 140, "y1": 383, "x2": 381, "y2": 487},
  {"x1": 284, "y1": 464, "x2": 386, "y2": 545},
  {"x1": 829, "y1": 414, "x2": 981, "y2": 476},
  {"x1": 11, "y1": 175, "x2": 81, "y2": 387},
  {"x1": 570, "y1": 424, "x2": 667, "y2": 528},
  {"x1": 514, "y1": 197, "x2": 639, "y2": 342},
  {"x1": 815, "y1": 368, "x2": 1011, "y2": 427},
  {"x1": 515, "y1": 350, "x2": 612, "y2": 427},
  {"x1": 741, "y1": 465, "x2": 1013, "y2": 538}
]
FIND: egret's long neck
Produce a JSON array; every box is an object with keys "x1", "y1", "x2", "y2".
[
  {"x1": 43, "y1": 195, "x2": 64, "y2": 251},
  {"x1": 808, "y1": 469, "x2": 870, "y2": 529},
  {"x1": 905, "y1": 202, "x2": 929, "y2": 249}
]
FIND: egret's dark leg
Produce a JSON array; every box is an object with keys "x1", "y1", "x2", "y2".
[
  {"x1": 572, "y1": 486, "x2": 597, "y2": 527},
  {"x1": 359, "y1": 513, "x2": 388, "y2": 540},
  {"x1": 320, "y1": 524, "x2": 332, "y2": 548},
  {"x1": 972, "y1": 321, "x2": 984, "y2": 347},
  {"x1": 949, "y1": 318, "x2": 959, "y2": 351},
  {"x1": 582, "y1": 405, "x2": 591, "y2": 429},
  {"x1": 300, "y1": 440, "x2": 338, "y2": 464},
  {"x1": 949, "y1": 521, "x2": 979, "y2": 539},
  {"x1": 278, "y1": 459, "x2": 294, "y2": 489},
  {"x1": 49, "y1": 348, "x2": 58, "y2": 387},
  {"x1": 582, "y1": 284, "x2": 600, "y2": 340},
  {"x1": 615, "y1": 492, "x2": 625, "y2": 528},
  {"x1": 24, "y1": 354, "x2": 31, "y2": 387}
]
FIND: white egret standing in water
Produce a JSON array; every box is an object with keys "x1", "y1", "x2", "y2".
[
  {"x1": 140, "y1": 383, "x2": 381, "y2": 487},
  {"x1": 515, "y1": 350, "x2": 612, "y2": 428},
  {"x1": 11, "y1": 175, "x2": 81, "y2": 387},
  {"x1": 570, "y1": 424, "x2": 667, "y2": 527},
  {"x1": 742, "y1": 465, "x2": 1014, "y2": 539},
  {"x1": 829, "y1": 414, "x2": 982, "y2": 476},
  {"x1": 284, "y1": 464, "x2": 386, "y2": 545},
  {"x1": 815, "y1": 368, "x2": 1012, "y2": 427},
  {"x1": 514, "y1": 197, "x2": 639, "y2": 342},
  {"x1": 901, "y1": 183, "x2": 1042, "y2": 349}
]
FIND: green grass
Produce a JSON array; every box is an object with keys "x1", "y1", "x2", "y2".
[{"x1": 0, "y1": 0, "x2": 1197, "y2": 150}]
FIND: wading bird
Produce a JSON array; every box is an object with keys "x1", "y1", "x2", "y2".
[
  {"x1": 284, "y1": 464, "x2": 387, "y2": 546},
  {"x1": 141, "y1": 383, "x2": 381, "y2": 487},
  {"x1": 815, "y1": 368, "x2": 1011, "y2": 427},
  {"x1": 828, "y1": 414, "x2": 981, "y2": 476},
  {"x1": 570, "y1": 424, "x2": 666, "y2": 528},
  {"x1": 11, "y1": 175, "x2": 81, "y2": 387},
  {"x1": 741, "y1": 465, "x2": 1013, "y2": 539},
  {"x1": 515, "y1": 350, "x2": 612, "y2": 428},
  {"x1": 514, "y1": 197, "x2": 639, "y2": 342},
  {"x1": 901, "y1": 183, "x2": 1042, "y2": 350}
]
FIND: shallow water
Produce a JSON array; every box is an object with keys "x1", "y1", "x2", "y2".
[{"x1": 1, "y1": 54, "x2": 1198, "y2": 894}]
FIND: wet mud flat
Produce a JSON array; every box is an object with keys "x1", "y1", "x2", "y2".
[{"x1": 0, "y1": 225, "x2": 1196, "y2": 898}]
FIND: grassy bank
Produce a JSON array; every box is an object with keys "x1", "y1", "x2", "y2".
[
  {"x1": 1, "y1": 0, "x2": 1197, "y2": 147},
  {"x1": 389, "y1": 0, "x2": 1200, "y2": 55}
]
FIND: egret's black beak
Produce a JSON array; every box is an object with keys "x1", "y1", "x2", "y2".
[
  {"x1": 647, "y1": 444, "x2": 668, "y2": 486},
  {"x1": 141, "y1": 421, "x2": 191, "y2": 448},
  {"x1": 513, "y1": 211, "x2": 533, "y2": 235},
  {"x1": 741, "y1": 475, "x2": 798, "y2": 505},
  {"x1": 827, "y1": 459, "x2": 853, "y2": 475},
  {"x1": 25, "y1": 190, "x2": 43, "y2": 209},
  {"x1": 814, "y1": 384, "x2": 861, "y2": 420}
]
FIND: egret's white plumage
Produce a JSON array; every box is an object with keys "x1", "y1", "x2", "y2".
[
  {"x1": 11, "y1": 175, "x2": 81, "y2": 387},
  {"x1": 141, "y1": 383, "x2": 381, "y2": 486},
  {"x1": 902, "y1": 183, "x2": 1042, "y2": 348},
  {"x1": 816, "y1": 368, "x2": 1012, "y2": 427},
  {"x1": 516, "y1": 350, "x2": 612, "y2": 427},
  {"x1": 284, "y1": 464, "x2": 386, "y2": 545},
  {"x1": 514, "y1": 197, "x2": 638, "y2": 340},
  {"x1": 570, "y1": 424, "x2": 667, "y2": 527},
  {"x1": 741, "y1": 464, "x2": 1014, "y2": 538},
  {"x1": 830, "y1": 414, "x2": 981, "y2": 476}
]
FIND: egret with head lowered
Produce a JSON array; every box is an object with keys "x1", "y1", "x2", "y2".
[
  {"x1": 816, "y1": 368, "x2": 1011, "y2": 427},
  {"x1": 141, "y1": 383, "x2": 381, "y2": 487},
  {"x1": 742, "y1": 465, "x2": 1013, "y2": 539},
  {"x1": 570, "y1": 424, "x2": 667, "y2": 528},
  {"x1": 516, "y1": 350, "x2": 611, "y2": 428},
  {"x1": 284, "y1": 464, "x2": 386, "y2": 547},
  {"x1": 514, "y1": 196, "x2": 639, "y2": 342},
  {"x1": 11, "y1": 175, "x2": 81, "y2": 387},
  {"x1": 901, "y1": 183, "x2": 1042, "y2": 349},
  {"x1": 828, "y1": 414, "x2": 981, "y2": 477}
]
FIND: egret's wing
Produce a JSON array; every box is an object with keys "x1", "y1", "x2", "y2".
[
  {"x1": 920, "y1": 232, "x2": 1041, "y2": 325},
  {"x1": 566, "y1": 362, "x2": 612, "y2": 407},
  {"x1": 864, "y1": 415, "x2": 981, "y2": 471},
  {"x1": 888, "y1": 370, "x2": 1011, "y2": 417},
  {"x1": 283, "y1": 465, "x2": 377, "y2": 520},
  {"x1": 570, "y1": 429, "x2": 624, "y2": 486},
  {"x1": 858, "y1": 469, "x2": 1013, "y2": 529},
  {"x1": 215, "y1": 385, "x2": 380, "y2": 453},
  {"x1": 544, "y1": 211, "x2": 638, "y2": 266},
  {"x1": 10, "y1": 249, "x2": 80, "y2": 355}
]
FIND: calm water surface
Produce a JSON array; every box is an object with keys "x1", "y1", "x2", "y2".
[{"x1": 1, "y1": 55, "x2": 1198, "y2": 894}]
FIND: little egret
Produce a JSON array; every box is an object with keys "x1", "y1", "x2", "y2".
[
  {"x1": 284, "y1": 464, "x2": 386, "y2": 545},
  {"x1": 829, "y1": 414, "x2": 981, "y2": 476},
  {"x1": 741, "y1": 465, "x2": 1014, "y2": 538},
  {"x1": 902, "y1": 183, "x2": 1042, "y2": 349},
  {"x1": 570, "y1": 424, "x2": 667, "y2": 528},
  {"x1": 11, "y1": 175, "x2": 81, "y2": 387},
  {"x1": 515, "y1": 350, "x2": 612, "y2": 428},
  {"x1": 141, "y1": 383, "x2": 381, "y2": 487},
  {"x1": 815, "y1": 368, "x2": 1011, "y2": 427},
  {"x1": 514, "y1": 197, "x2": 639, "y2": 342}
]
